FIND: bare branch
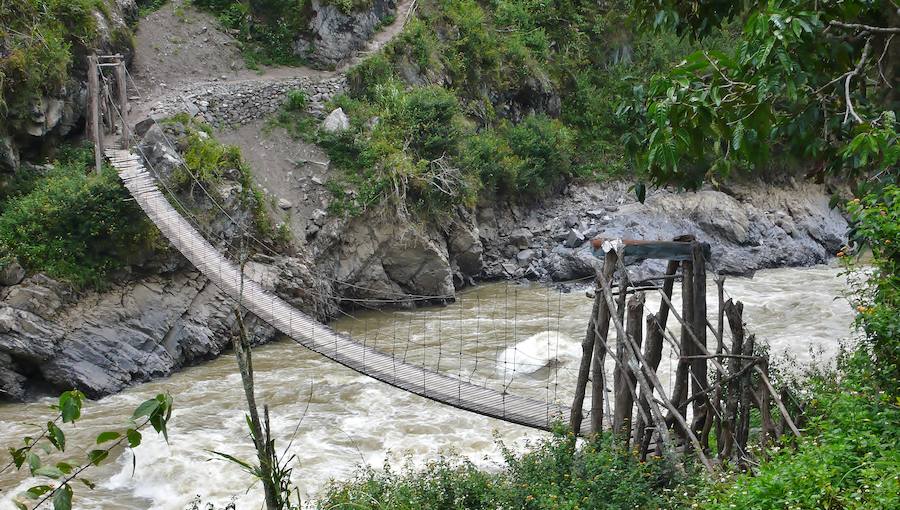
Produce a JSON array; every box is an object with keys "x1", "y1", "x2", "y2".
[
  {"x1": 843, "y1": 37, "x2": 873, "y2": 124},
  {"x1": 829, "y1": 20, "x2": 900, "y2": 34}
]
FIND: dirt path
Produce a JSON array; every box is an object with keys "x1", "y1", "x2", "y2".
[{"x1": 129, "y1": 0, "x2": 416, "y2": 119}]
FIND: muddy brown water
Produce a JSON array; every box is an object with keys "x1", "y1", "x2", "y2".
[{"x1": 0, "y1": 266, "x2": 855, "y2": 509}]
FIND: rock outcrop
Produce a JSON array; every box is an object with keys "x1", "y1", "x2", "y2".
[
  {"x1": 476, "y1": 179, "x2": 848, "y2": 282},
  {"x1": 296, "y1": 0, "x2": 398, "y2": 68}
]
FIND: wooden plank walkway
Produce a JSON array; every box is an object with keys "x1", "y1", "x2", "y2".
[{"x1": 107, "y1": 148, "x2": 588, "y2": 434}]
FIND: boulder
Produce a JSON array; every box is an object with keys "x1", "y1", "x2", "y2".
[
  {"x1": 508, "y1": 227, "x2": 533, "y2": 249},
  {"x1": 564, "y1": 228, "x2": 586, "y2": 248},
  {"x1": 0, "y1": 261, "x2": 25, "y2": 287},
  {"x1": 322, "y1": 107, "x2": 350, "y2": 133}
]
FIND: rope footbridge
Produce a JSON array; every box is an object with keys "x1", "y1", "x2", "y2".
[{"x1": 106, "y1": 148, "x2": 582, "y2": 434}]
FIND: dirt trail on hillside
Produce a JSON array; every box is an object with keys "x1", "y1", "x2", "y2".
[{"x1": 129, "y1": 0, "x2": 415, "y2": 116}]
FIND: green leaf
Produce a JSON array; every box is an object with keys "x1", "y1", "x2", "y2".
[
  {"x1": 209, "y1": 450, "x2": 256, "y2": 475},
  {"x1": 23, "y1": 485, "x2": 53, "y2": 499},
  {"x1": 131, "y1": 399, "x2": 160, "y2": 421},
  {"x1": 87, "y1": 449, "x2": 109, "y2": 466},
  {"x1": 9, "y1": 447, "x2": 26, "y2": 469},
  {"x1": 59, "y1": 391, "x2": 83, "y2": 424},
  {"x1": 80, "y1": 478, "x2": 96, "y2": 490},
  {"x1": 14, "y1": 500, "x2": 27, "y2": 510},
  {"x1": 634, "y1": 181, "x2": 647, "y2": 203},
  {"x1": 52, "y1": 484, "x2": 73, "y2": 510},
  {"x1": 47, "y1": 421, "x2": 66, "y2": 452},
  {"x1": 96, "y1": 431, "x2": 121, "y2": 445},
  {"x1": 26, "y1": 452, "x2": 41, "y2": 474},
  {"x1": 56, "y1": 462, "x2": 74, "y2": 475},
  {"x1": 34, "y1": 466, "x2": 64, "y2": 479},
  {"x1": 126, "y1": 428, "x2": 142, "y2": 448}
]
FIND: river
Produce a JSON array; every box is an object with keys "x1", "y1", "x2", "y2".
[{"x1": 0, "y1": 265, "x2": 855, "y2": 509}]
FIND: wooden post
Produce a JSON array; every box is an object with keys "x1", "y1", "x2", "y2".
[
  {"x1": 669, "y1": 258, "x2": 693, "y2": 439},
  {"x1": 571, "y1": 250, "x2": 616, "y2": 434},
  {"x1": 714, "y1": 275, "x2": 726, "y2": 446},
  {"x1": 736, "y1": 333, "x2": 756, "y2": 457},
  {"x1": 614, "y1": 293, "x2": 644, "y2": 443},
  {"x1": 113, "y1": 56, "x2": 129, "y2": 149},
  {"x1": 758, "y1": 356, "x2": 775, "y2": 449},
  {"x1": 590, "y1": 251, "x2": 617, "y2": 435},
  {"x1": 612, "y1": 265, "x2": 629, "y2": 436},
  {"x1": 690, "y1": 242, "x2": 709, "y2": 449},
  {"x1": 86, "y1": 55, "x2": 102, "y2": 173}
]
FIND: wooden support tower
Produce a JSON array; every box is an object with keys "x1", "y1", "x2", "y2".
[
  {"x1": 86, "y1": 54, "x2": 130, "y2": 169},
  {"x1": 571, "y1": 236, "x2": 802, "y2": 471}
]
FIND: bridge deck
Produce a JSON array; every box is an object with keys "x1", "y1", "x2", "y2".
[{"x1": 107, "y1": 148, "x2": 587, "y2": 434}]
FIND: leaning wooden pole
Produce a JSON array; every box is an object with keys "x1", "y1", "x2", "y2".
[
  {"x1": 590, "y1": 251, "x2": 618, "y2": 434},
  {"x1": 633, "y1": 260, "x2": 678, "y2": 450},
  {"x1": 571, "y1": 250, "x2": 616, "y2": 434}
]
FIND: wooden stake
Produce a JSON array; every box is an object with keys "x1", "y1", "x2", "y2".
[
  {"x1": 591, "y1": 251, "x2": 618, "y2": 434},
  {"x1": 634, "y1": 260, "x2": 679, "y2": 450},
  {"x1": 690, "y1": 242, "x2": 709, "y2": 450},
  {"x1": 113, "y1": 58, "x2": 129, "y2": 149},
  {"x1": 86, "y1": 55, "x2": 102, "y2": 173},
  {"x1": 614, "y1": 293, "x2": 644, "y2": 442},
  {"x1": 597, "y1": 265, "x2": 714, "y2": 473}
]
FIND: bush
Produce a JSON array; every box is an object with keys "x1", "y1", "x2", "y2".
[
  {"x1": 845, "y1": 185, "x2": 899, "y2": 394},
  {"x1": 463, "y1": 114, "x2": 574, "y2": 197},
  {"x1": 318, "y1": 431, "x2": 681, "y2": 510},
  {"x1": 0, "y1": 0, "x2": 112, "y2": 122},
  {"x1": 284, "y1": 89, "x2": 307, "y2": 111},
  {"x1": 0, "y1": 145, "x2": 158, "y2": 287}
]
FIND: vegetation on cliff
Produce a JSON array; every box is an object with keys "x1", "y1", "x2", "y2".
[
  {"x1": 0, "y1": 0, "x2": 132, "y2": 127},
  {"x1": 0, "y1": 145, "x2": 159, "y2": 288}
]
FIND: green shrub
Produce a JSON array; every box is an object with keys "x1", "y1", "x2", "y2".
[
  {"x1": 845, "y1": 185, "x2": 900, "y2": 394},
  {"x1": 0, "y1": 145, "x2": 158, "y2": 288},
  {"x1": 284, "y1": 89, "x2": 308, "y2": 111},
  {"x1": 463, "y1": 114, "x2": 574, "y2": 197},
  {"x1": 318, "y1": 431, "x2": 681, "y2": 510}
]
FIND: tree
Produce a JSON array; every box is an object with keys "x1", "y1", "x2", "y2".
[{"x1": 625, "y1": 0, "x2": 898, "y2": 191}]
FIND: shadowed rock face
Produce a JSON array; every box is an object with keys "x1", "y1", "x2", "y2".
[{"x1": 296, "y1": 0, "x2": 397, "y2": 68}]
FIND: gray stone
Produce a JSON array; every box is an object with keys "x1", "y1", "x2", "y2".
[
  {"x1": 299, "y1": 0, "x2": 397, "y2": 67},
  {"x1": 322, "y1": 107, "x2": 350, "y2": 133},
  {"x1": 564, "y1": 214, "x2": 580, "y2": 229},
  {"x1": 564, "y1": 228, "x2": 586, "y2": 248},
  {"x1": 516, "y1": 249, "x2": 536, "y2": 267},
  {"x1": 278, "y1": 198, "x2": 294, "y2": 210},
  {"x1": 0, "y1": 261, "x2": 25, "y2": 287},
  {"x1": 508, "y1": 227, "x2": 533, "y2": 249}
]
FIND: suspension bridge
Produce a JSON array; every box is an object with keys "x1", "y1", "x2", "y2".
[{"x1": 89, "y1": 55, "x2": 803, "y2": 468}]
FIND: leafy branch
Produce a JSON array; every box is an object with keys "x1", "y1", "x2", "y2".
[{"x1": 5, "y1": 391, "x2": 174, "y2": 510}]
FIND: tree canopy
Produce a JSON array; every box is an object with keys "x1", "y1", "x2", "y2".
[{"x1": 626, "y1": 0, "x2": 898, "y2": 191}]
